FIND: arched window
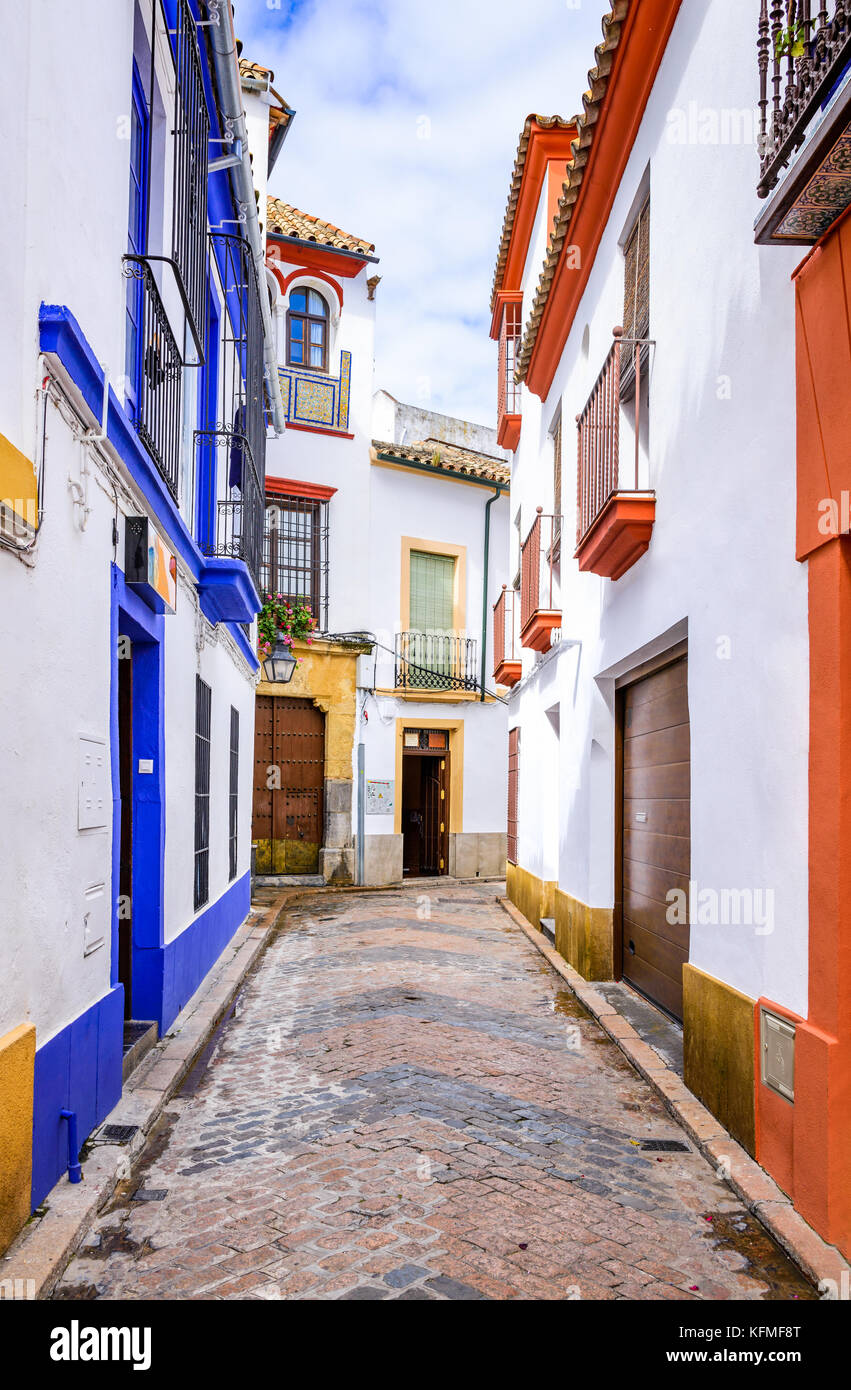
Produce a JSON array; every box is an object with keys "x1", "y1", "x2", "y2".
[{"x1": 286, "y1": 287, "x2": 329, "y2": 370}]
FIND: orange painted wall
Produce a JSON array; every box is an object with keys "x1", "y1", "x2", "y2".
[{"x1": 757, "y1": 221, "x2": 851, "y2": 1260}]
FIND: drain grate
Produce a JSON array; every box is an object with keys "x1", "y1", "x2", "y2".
[
  {"x1": 132, "y1": 1188, "x2": 168, "y2": 1202},
  {"x1": 96, "y1": 1124, "x2": 140, "y2": 1146},
  {"x1": 640, "y1": 1139, "x2": 690, "y2": 1153}
]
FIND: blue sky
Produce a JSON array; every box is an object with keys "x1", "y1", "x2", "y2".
[{"x1": 236, "y1": 0, "x2": 612, "y2": 428}]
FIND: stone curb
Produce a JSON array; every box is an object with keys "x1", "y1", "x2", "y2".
[
  {"x1": 2, "y1": 889, "x2": 298, "y2": 1300},
  {"x1": 497, "y1": 895, "x2": 851, "y2": 1294}
]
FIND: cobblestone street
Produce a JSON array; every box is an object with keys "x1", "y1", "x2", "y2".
[{"x1": 56, "y1": 886, "x2": 813, "y2": 1301}]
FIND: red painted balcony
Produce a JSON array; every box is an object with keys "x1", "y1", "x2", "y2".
[
  {"x1": 497, "y1": 294, "x2": 522, "y2": 451},
  {"x1": 493, "y1": 584, "x2": 522, "y2": 687},
  {"x1": 520, "y1": 509, "x2": 561, "y2": 652},
  {"x1": 575, "y1": 328, "x2": 655, "y2": 581}
]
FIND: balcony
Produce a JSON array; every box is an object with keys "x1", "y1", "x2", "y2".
[
  {"x1": 496, "y1": 294, "x2": 523, "y2": 450},
  {"x1": 756, "y1": 2, "x2": 851, "y2": 244},
  {"x1": 395, "y1": 631, "x2": 479, "y2": 693},
  {"x1": 493, "y1": 584, "x2": 522, "y2": 687},
  {"x1": 520, "y1": 510, "x2": 561, "y2": 652},
  {"x1": 123, "y1": 257, "x2": 183, "y2": 499},
  {"x1": 197, "y1": 233, "x2": 267, "y2": 599},
  {"x1": 574, "y1": 329, "x2": 655, "y2": 582},
  {"x1": 278, "y1": 351, "x2": 352, "y2": 436}
]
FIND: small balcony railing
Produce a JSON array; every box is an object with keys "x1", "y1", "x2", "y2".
[
  {"x1": 519, "y1": 510, "x2": 561, "y2": 652},
  {"x1": 493, "y1": 585, "x2": 522, "y2": 686},
  {"x1": 576, "y1": 329, "x2": 653, "y2": 545},
  {"x1": 575, "y1": 329, "x2": 656, "y2": 581},
  {"x1": 123, "y1": 256, "x2": 183, "y2": 498},
  {"x1": 758, "y1": 2, "x2": 851, "y2": 200},
  {"x1": 395, "y1": 631, "x2": 478, "y2": 692},
  {"x1": 197, "y1": 233, "x2": 268, "y2": 593},
  {"x1": 497, "y1": 298, "x2": 522, "y2": 448}
]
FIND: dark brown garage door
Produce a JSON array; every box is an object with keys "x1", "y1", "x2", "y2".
[
  {"x1": 253, "y1": 696, "x2": 325, "y2": 874},
  {"x1": 621, "y1": 656, "x2": 690, "y2": 1020}
]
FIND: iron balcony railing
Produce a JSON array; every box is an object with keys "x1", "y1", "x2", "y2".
[
  {"x1": 261, "y1": 495, "x2": 330, "y2": 630},
  {"x1": 493, "y1": 584, "x2": 518, "y2": 677},
  {"x1": 498, "y1": 299, "x2": 522, "y2": 421},
  {"x1": 758, "y1": 1, "x2": 851, "y2": 198},
  {"x1": 520, "y1": 510, "x2": 561, "y2": 631},
  {"x1": 197, "y1": 232, "x2": 267, "y2": 592},
  {"x1": 169, "y1": 0, "x2": 209, "y2": 349},
  {"x1": 395, "y1": 631, "x2": 479, "y2": 692},
  {"x1": 576, "y1": 329, "x2": 652, "y2": 546},
  {"x1": 123, "y1": 256, "x2": 183, "y2": 497}
]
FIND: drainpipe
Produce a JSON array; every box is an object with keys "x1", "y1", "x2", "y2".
[
  {"x1": 207, "y1": 4, "x2": 287, "y2": 434},
  {"x1": 59, "y1": 1109, "x2": 82, "y2": 1183},
  {"x1": 480, "y1": 486, "x2": 505, "y2": 700},
  {"x1": 357, "y1": 741, "x2": 366, "y2": 885}
]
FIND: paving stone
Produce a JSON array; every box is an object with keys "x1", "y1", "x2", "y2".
[{"x1": 53, "y1": 885, "x2": 815, "y2": 1303}]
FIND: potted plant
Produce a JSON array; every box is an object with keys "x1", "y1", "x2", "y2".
[{"x1": 257, "y1": 592, "x2": 318, "y2": 666}]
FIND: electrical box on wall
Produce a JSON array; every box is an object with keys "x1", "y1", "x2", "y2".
[
  {"x1": 78, "y1": 736, "x2": 109, "y2": 830},
  {"x1": 356, "y1": 651, "x2": 376, "y2": 690},
  {"x1": 760, "y1": 1007, "x2": 795, "y2": 1102},
  {"x1": 83, "y1": 881, "x2": 107, "y2": 957}
]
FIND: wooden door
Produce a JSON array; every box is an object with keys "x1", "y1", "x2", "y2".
[
  {"x1": 253, "y1": 696, "x2": 325, "y2": 874},
  {"x1": 401, "y1": 751, "x2": 449, "y2": 876},
  {"x1": 507, "y1": 726, "x2": 519, "y2": 864},
  {"x1": 620, "y1": 656, "x2": 690, "y2": 1020}
]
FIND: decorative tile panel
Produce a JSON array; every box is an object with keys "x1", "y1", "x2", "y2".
[{"x1": 278, "y1": 351, "x2": 352, "y2": 433}]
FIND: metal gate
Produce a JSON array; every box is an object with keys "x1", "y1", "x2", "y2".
[{"x1": 253, "y1": 696, "x2": 325, "y2": 874}]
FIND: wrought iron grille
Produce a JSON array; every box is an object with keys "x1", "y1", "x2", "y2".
[
  {"x1": 758, "y1": 2, "x2": 851, "y2": 198},
  {"x1": 170, "y1": 0, "x2": 209, "y2": 346},
  {"x1": 194, "y1": 676, "x2": 211, "y2": 911},
  {"x1": 229, "y1": 705, "x2": 239, "y2": 882},
  {"x1": 261, "y1": 495, "x2": 329, "y2": 629},
  {"x1": 122, "y1": 256, "x2": 183, "y2": 497},
  {"x1": 197, "y1": 233, "x2": 268, "y2": 593},
  {"x1": 395, "y1": 631, "x2": 478, "y2": 692},
  {"x1": 576, "y1": 330, "x2": 652, "y2": 545},
  {"x1": 520, "y1": 511, "x2": 560, "y2": 632}
]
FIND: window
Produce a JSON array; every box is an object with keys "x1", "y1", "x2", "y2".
[
  {"x1": 287, "y1": 287, "x2": 329, "y2": 370},
  {"x1": 623, "y1": 196, "x2": 650, "y2": 341},
  {"x1": 622, "y1": 195, "x2": 650, "y2": 399},
  {"x1": 262, "y1": 494, "x2": 329, "y2": 628},
  {"x1": 229, "y1": 707, "x2": 239, "y2": 882},
  {"x1": 194, "y1": 677, "x2": 211, "y2": 910},
  {"x1": 409, "y1": 551, "x2": 455, "y2": 633},
  {"x1": 125, "y1": 63, "x2": 149, "y2": 417}
]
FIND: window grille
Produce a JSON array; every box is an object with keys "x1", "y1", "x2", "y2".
[
  {"x1": 194, "y1": 676, "x2": 211, "y2": 910},
  {"x1": 229, "y1": 706, "x2": 239, "y2": 882},
  {"x1": 262, "y1": 495, "x2": 329, "y2": 629}
]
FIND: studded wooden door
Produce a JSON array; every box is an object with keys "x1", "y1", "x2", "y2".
[{"x1": 253, "y1": 696, "x2": 325, "y2": 874}]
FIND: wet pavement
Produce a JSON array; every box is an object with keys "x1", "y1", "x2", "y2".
[{"x1": 54, "y1": 885, "x2": 814, "y2": 1301}]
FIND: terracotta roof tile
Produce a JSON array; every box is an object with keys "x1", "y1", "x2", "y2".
[
  {"x1": 516, "y1": 2, "x2": 629, "y2": 382},
  {"x1": 491, "y1": 115, "x2": 578, "y2": 310},
  {"x1": 372, "y1": 438, "x2": 510, "y2": 487},
  {"x1": 266, "y1": 197, "x2": 375, "y2": 256}
]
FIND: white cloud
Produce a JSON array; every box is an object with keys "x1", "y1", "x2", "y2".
[{"x1": 236, "y1": 0, "x2": 612, "y2": 425}]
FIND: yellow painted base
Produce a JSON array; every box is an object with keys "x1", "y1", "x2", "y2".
[
  {"x1": 554, "y1": 888, "x2": 614, "y2": 982},
  {"x1": 256, "y1": 637, "x2": 367, "y2": 784},
  {"x1": 683, "y1": 963, "x2": 756, "y2": 1156},
  {"x1": 506, "y1": 862, "x2": 556, "y2": 930},
  {"x1": 0, "y1": 1023, "x2": 35, "y2": 1255},
  {"x1": 254, "y1": 838, "x2": 320, "y2": 875}
]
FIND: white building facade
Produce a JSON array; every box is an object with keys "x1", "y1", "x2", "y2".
[
  {"x1": 492, "y1": 0, "x2": 851, "y2": 1260},
  {"x1": 0, "y1": 0, "x2": 281, "y2": 1251},
  {"x1": 256, "y1": 204, "x2": 510, "y2": 886}
]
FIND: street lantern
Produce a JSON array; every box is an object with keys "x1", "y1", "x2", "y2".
[{"x1": 262, "y1": 633, "x2": 297, "y2": 684}]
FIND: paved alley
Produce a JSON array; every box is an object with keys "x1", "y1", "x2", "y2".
[{"x1": 55, "y1": 886, "x2": 813, "y2": 1301}]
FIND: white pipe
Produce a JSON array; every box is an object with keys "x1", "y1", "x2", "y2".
[{"x1": 207, "y1": 3, "x2": 286, "y2": 435}]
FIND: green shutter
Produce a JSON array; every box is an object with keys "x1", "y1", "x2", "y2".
[{"x1": 409, "y1": 551, "x2": 455, "y2": 632}]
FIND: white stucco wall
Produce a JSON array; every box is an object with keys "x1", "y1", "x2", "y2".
[
  {"x1": 0, "y1": 0, "x2": 259, "y2": 1044},
  {"x1": 507, "y1": 0, "x2": 809, "y2": 1016}
]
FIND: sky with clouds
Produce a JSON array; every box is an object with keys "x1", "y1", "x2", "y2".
[{"x1": 236, "y1": 0, "x2": 612, "y2": 429}]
